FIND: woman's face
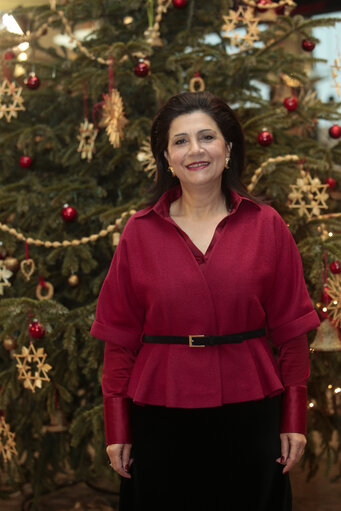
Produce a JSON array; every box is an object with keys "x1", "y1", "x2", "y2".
[{"x1": 164, "y1": 110, "x2": 231, "y2": 188}]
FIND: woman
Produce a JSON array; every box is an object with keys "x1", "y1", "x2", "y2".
[{"x1": 91, "y1": 91, "x2": 320, "y2": 511}]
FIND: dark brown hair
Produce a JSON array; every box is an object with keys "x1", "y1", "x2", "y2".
[{"x1": 144, "y1": 91, "x2": 269, "y2": 208}]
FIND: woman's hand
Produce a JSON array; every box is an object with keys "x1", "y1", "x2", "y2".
[
  {"x1": 276, "y1": 432, "x2": 306, "y2": 474},
  {"x1": 107, "y1": 443, "x2": 133, "y2": 479}
]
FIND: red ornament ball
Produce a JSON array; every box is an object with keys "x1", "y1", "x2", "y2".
[
  {"x1": 25, "y1": 73, "x2": 40, "y2": 90},
  {"x1": 256, "y1": 0, "x2": 272, "y2": 11},
  {"x1": 325, "y1": 177, "x2": 337, "y2": 189},
  {"x1": 330, "y1": 260, "x2": 341, "y2": 274},
  {"x1": 62, "y1": 204, "x2": 78, "y2": 222},
  {"x1": 28, "y1": 319, "x2": 45, "y2": 339},
  {"x1": 134, "y1": 59, "x2": 150, "y2": 78},
  {"x1": 172, "y1": 0, "x2": 187, "y2": 8},
  {"x1": 4, "y1": 51, "x2": 16, "y2": 60},
  {"x1": 301, "y1": 40, "x2": 315, "y2": 52},
  {"x1": 19, "y1": 156, "x2": 32, "y2": 168},
  {"x1": 321, "y1": 287, "x2": 331, "y2": 304},
  {"x1": 283, "y1": 97, "x2": 298, "y2": 111},
  {"x1": 257, "y1": 130, "x2": 273, "y2": 147},
  {"x1": 328, "y1": 124, "x2": 341, "y2": 139}
]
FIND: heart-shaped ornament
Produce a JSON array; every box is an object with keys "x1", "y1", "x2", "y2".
[{"x1": 20, "y1": 258, "x2": 35, "y2": 281}]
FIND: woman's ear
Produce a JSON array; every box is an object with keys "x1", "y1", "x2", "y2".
[
  {"x1": 164, "y1": 149, "x2": 169, "y2": 162},
  {"x1": 226, "y1": 142, "x2": 232, "y2": 157}
]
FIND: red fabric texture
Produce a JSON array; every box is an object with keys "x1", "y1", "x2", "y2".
[{"x1": 91, "y1": 185, "x2": 320, "y2": 444}]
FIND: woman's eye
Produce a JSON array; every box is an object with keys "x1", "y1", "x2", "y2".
[
  {"x1": 175, "y1": 138, "x2": 186, "y2": 145},
  {"x1": 203, "y1": 134, "x2": 214, "y2": 140}
]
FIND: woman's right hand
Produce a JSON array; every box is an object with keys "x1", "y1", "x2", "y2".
[{"x1": 106, "y1": 443, "x2": 133, "y2": 479}]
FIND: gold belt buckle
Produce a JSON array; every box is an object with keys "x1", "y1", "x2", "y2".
[{"x1": 189, "y1": 334, "x2": 205, "y2": 347}]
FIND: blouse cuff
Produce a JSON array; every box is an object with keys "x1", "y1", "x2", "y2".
[
  {"x1": 103, "y1": 396, "x2": 132, "y2": 445},
  {"x1": 280, "y1": 385, "x2": 307, "y2": 435}
]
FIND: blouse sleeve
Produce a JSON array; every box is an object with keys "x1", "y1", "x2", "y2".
[
  {"x1": 276, "y1": 332, "x2": 310, "y2": 434},
  {"x1": 90, "y1": 224, "x2": 144, "y2": 445},
  {"x1": 90, "y1": 228, "x2": 144, "y2": 350},
  {"x1": 264, "y1": 211, "x2": 320, "y2": 346},
  {"x1": 263, "y1": 211, "x2": 320, "y2": 435}
]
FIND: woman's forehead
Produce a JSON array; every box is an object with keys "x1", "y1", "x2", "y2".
[{"x1": 168, "y1": 111, "x2": 219, "y2": 135}]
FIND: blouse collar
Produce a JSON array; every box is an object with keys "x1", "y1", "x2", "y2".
[{"x1": 134, "y1": 184, "x2": 260, "y2": 220}]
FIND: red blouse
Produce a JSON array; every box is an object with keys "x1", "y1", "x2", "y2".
[{"x1": 91, "y1": 185, "x2": 320, "y2": 445}]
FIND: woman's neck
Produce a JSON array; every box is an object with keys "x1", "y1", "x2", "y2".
[{"x1": 171, "y1": 183, "x2": 228, "y2": 220}]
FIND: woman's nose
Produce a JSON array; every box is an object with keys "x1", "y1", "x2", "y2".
[{"x1": 188, "y1": 138, "x2": 202, "y2": 154}]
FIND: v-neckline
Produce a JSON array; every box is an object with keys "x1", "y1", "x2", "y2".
[{"x1": 167, "y1": 215, "x2": 229, "y2": 261}]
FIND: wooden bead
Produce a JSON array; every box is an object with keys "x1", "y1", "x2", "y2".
[{"x1": 68, "y1": 274, "x2": 79, "y2": 287}]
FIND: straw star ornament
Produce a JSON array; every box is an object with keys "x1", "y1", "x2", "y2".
[
  {"x1": 0, "y1": 79, "x2": 25, "y2": 123},
  {"x1": 137, "y1": 138, "x2": 157, "y2": 179},
  {"x1": 222, "y1": 7, "x2": 261, "y2": 50},
  {"x1": 288, "y1": 171, "x2": 329, "y2": 219},
  {"x1": 77, "y1": 119, "x2": 98, "y2": 161},
  {"x1": 0, "y1": 260, "x2": 13, "y2": 295},
  {"x1": 330, "y1": 56, "x2": 341, "y2": 98},
  {"x1": 14, "y1": 343, "x2": 52, "y2": 392},
  {"x1": 0, "y1": 416, "x2": 17, "y2": 463},
  {"x1": 326, "y1": 274, "x2": 341, "y2": 326},
  {"x1": 99, "y1": 89, "x2": 128, "y2": 148}
]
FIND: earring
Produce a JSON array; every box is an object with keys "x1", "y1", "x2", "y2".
[
  {"x1": 168, "y1": 165, "x2": 175, "y2": 177},
  {"x1": 225, "y1": 156, "x2": 230, "y2": 170}
]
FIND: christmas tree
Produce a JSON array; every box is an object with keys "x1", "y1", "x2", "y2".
[{"x1": 0, "y1": 0, "x2": 340, "y2": 508}]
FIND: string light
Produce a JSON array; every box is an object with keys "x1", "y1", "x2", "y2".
[
  {"x1": 18, "y1": 42, "x2": 29, "y2": 51},
  {"x1": 123, "y1": 16, "x2": 133, "y2": 24},
  {"x1": 334, "y1": 387, "x2": 341, "y2": 394},
  {"x1": 328, "y1": 384, "x2": 333, "y2": 389},
  {"x1": 17, "y1": 52, "x2": 28, "y2": 62},
  {"x1": 308, "y1": 401, "x2": 315, "y2": 408},
  {"x1": 2, "y1": 14, "x2": 23, "y2": 35}
]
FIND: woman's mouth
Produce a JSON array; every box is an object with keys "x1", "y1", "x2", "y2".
[{"x1": 186, "y1": 161, "x2": 210, "y2": 170}]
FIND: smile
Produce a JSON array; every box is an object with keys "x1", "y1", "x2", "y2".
[{"x1": 186, "y1": 162, "x2": 210, "y2": 169}]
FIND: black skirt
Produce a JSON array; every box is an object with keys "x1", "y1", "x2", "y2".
[{"x1": 119, "y1": 395, "x2": 292, "y2": 511}]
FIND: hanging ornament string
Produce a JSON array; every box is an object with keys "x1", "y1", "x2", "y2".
[
  {"x1": 49, "y1": 0, "x2": 110, "y2": 66},
  {"x1": 77, "y1": 82, "x2": 98, "y2": 161},
  {"x1": 20, "y1": 241, "x2": 35, "y2": 281},
  {"x1": 0, "y1": 205, "x2": 138, "y2": 248},
  {"x1": 247, "y1": 154, "x2": 300, "y2": 192},
  {"x1": 0, "y1": 221, "x2": 116, "y2": 247}
]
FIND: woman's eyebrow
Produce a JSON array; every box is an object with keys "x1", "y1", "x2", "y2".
[{"x1": 172, "y1": 129, "x2": 217, "y2": 138}]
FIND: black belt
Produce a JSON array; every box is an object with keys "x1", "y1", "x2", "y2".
[{"x1": 143, "y1": 328, "x2": 266, "y2": 348}]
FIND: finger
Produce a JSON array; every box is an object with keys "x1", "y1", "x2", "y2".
[
  {"x1": 110, "y1": 446, "x2": 132, "y2": 479},
  {"x1": 280, "y1": 434, "x2": 290, "y2": 464},
  {"x1": 282, "y1": 440, "x2": 305, "y2": 474},
  {"x1": 122, "y1": 444, "x2": 132, "y2": 473}
]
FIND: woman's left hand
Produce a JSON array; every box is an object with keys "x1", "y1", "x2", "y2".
[{"x1": 276, "y1": 432, "x2": 306, "y2": 474}]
